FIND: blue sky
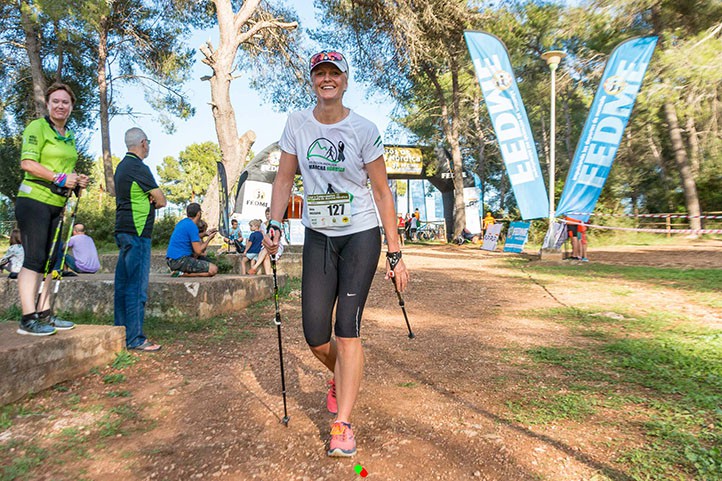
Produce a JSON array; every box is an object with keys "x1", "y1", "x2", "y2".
[{"x1": 88, "y1": 1, "x2": 396, "y2": 175}]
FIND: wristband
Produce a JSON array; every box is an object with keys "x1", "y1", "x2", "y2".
[
  {"x1": 386, "y1": 251, "x2": 402, "y2": 270},
  {"x1": 267, "y1": 220, "x2": 282, "y2": 235},
  {"x1": 53, "y1": 173, "x2": 68, "y2": 187}
]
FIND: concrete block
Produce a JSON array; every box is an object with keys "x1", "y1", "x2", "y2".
[
  {"x1": 0, "y1": 274, "x2": 288, "y2": 319},
  {"x1": 97, "y1": 252, "x2": 303, "y2": 277},
  {"x1": 0, "y1": 322, "x2": 125, "y2": 405}
]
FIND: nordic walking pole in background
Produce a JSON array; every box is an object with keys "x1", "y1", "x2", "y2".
[
  {"x1": 36, "y1": 188, "x2": 73, "y2": 311},
  {"x1": 48, "y1": 187, "x2": 83, "y2": 314},
  {"x1": 270, "y1": 254, "x2": 290, "y2": 426}
]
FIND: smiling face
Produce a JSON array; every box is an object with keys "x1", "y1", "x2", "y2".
[
  {"x1": 46, "y1": 89, "x2": 73, "y2": 126},
  {"x1": 311, "y1": 64, "x2": 347, "y2": 102}
]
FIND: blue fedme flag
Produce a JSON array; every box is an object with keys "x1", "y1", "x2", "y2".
[
  {"x1": 557, "y1": 37, "x2": 658, "y2": 221},
  {"x1": 464, "y1": 31, "x2": 548, "y2": 220}
]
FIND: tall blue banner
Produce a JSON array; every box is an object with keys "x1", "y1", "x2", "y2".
[
  {"x1": 556, "y1": 37, "x2": 658, "y2": 221},
  {"x1": 465, "y1": 31, "x2": 549, "y2": 220}
]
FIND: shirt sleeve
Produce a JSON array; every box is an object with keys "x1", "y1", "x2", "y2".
[
  {"x1": 360, "y1": 122, "x2": 384, "y2": 165},
  {"x1": 278, "y1": 113, "x2": 297, "y2": 155},
  {"x1": 134, "y1": 163, "x2": 160, "y2": 193},
  {"x1": 20, "y1": 120, "x2": 45, "y2": 162}
]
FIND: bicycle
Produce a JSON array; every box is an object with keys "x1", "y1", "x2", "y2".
[{"x1": 416, "y1": 222, "x2": 440, "y2": 241}]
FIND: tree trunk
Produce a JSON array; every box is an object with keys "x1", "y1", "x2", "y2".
[
  {"x1": 664, "y1": 101, "x2": 702, "y2": 230},
  {"x1": 425, "y1": 62, "x2": 465, "y2": 239},
  {"x1": 202, "y1": 130, "x2": 256, "y2": 231},
  {"x1": 20, "y1": 1, "x2": 46, "y2": 118},
  {"x1": 53, "y1": 20, "x2": 63, "y2": 82},
  {"x1": 685, "y1": 115, "x2": 700, "y2": 176},
  {"x1": 96, "y1": 17, "x2": 115, "y2": 196},
  {"x1": 473, "y1": 92, "x2": 486, "y2": 212},
  {"x1": 199, "y1": 0, "x2": 263, "y2": 229},
  {"x1": 563, "y1": 93, "x2": 574, "y2": 165},
  {"x1": 540, "y1": 114, "x2": 549, "y2": 168}
]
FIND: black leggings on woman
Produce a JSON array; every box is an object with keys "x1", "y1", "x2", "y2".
[
  {"x1": 301, "y1": 226, "x2": 381, "y2": 346},
  {"x1": 15, "y1": 197, "x2": 64, "y2": 273}
]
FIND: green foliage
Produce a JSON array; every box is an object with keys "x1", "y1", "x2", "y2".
[
  {"x1": 205, "y1": 251, "x2": 233, "y2": 274},
  {"x1": 111, "y1": 351, "x2": 138, "y2": 370},
  {"x1": 151, "y1": 214, "x2": 181, "y2": 248},
  {"x1": 102, "y1": 373, "x2": 126, "y2": 385},
  {"x1": 514, "y1": 303, "x2": 722, "y2": 479},
  {"x1": 157, "y1": 142, "x2": 221, "y2": 205}
]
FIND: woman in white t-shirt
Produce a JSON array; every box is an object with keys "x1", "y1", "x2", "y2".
[{"x1": 263, "y1": 50, "x2": 408, "y2": 458}]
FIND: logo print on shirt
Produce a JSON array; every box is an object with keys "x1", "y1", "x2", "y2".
[{"x1": 308, "y1": 138, "x2": 343, "y2": 163}]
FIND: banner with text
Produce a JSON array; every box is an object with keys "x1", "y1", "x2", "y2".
[
  {"x1": 556, "y1": 36, "x2": 658, "y2": 222},
  {"x1": 384, "y1": 146, "x2": 424, "y2": 176},
  {"x1": 482, "y1": 223, "x2": 504, "y2": 251},
  {"x1": 503, "y1": 221, "x2": 531, "y2": 253},
  {"x1": 465, "y1": 31, "x2": 548, "y2": 220}
]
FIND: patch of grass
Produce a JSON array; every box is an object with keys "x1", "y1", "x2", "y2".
[
  {"x1": 523, "y1": 262, "x2": 722, "y2": 297},
  {"x1": 54, "y1": 427, "x2": 89, "y2": 457},
  {"x1": 507, "y1": 391, "x2": 597, "y2": 424},
  {"x1": 0, "y1": 443, "x2": 48, "y2": 481},
  {"x1": 516, "y1": 305, "x2": 722, "y2": 479},
  {"x1": 398, "y1": 382, "x2": 417, "y2": 388},
  {"x1": 111, "y1": 351, "x2": 138, "y2": 370},
  {"x1": 107, "y1": 390, "x2": 131, "y2": 398},
  {"x1": 0, "y1": 305, "x2": 21, "y2": 322},
  {"x1": 102, "y1": 374, "x2": 126, "y2": 385},
  {"x1": 96, "y1": 405, "x2": 139, "y2": 438}
]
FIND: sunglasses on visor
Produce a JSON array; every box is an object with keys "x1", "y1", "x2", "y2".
[{"x1": 309, "y1": 51, "x2": 345, "y2": 70}]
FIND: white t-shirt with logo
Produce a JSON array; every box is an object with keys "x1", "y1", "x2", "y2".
[{"x1": 279, "y1": 108, "x2": 385, "y2": 237}]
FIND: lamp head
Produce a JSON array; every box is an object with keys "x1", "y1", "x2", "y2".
[{"x1": 541, "y1": 50, "x2": 566, "y2": 69}]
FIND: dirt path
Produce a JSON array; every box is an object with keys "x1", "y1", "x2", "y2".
[{"x1": 3, "y1": 240, "x2": 721, "y2": 481}]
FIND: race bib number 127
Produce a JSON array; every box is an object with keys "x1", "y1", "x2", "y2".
[{"x1": 307, "y1": 193, "x2": 352, "y2": 228}]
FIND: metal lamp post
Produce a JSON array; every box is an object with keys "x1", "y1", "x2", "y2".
[{"x1": 541, "y1": 50, "x2": 566, "y2": 249}]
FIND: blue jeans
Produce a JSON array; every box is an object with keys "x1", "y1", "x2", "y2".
[{"x1": 114, "y1": 233, "x2": 151, "y2": 348}]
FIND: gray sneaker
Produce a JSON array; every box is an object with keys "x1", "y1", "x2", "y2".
[
  {"x1": 43, "y1": 315, "x2": 75, "y2": 331},
  {"x1": 17, "y1": 318, "x2": 57, "y2": 336}
]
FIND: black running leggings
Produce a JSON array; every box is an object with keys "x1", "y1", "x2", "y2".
[
  {"x1": 301, "y1": 226, "x2": 381, "y2": 346},
  {"x1": 15, "y1": 197, "x2": 64, "y2": 273}
]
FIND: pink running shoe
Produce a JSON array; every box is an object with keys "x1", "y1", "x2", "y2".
[
  {"x1": 327, "y1": 421, "x2": 356, "y2": 457},
  {"x1": 326, "y1": 378, "x2": 337, "y2": 414}
]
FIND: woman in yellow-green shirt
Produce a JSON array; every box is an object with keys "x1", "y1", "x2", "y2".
[{"x1": 14, "y1": 83, "x2": 89, "y2": 336}]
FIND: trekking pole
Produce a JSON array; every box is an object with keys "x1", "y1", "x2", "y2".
[
  {"x1": 270, "y1": 254, "x2": 290, "y2": 426},
  {"x1": 36, "y1": 189, "x2": 73, "y2": 310},
  {"x1": 48, "y1": 188, "x2": 83, "y2": 315},
  {"x1": 392, "y1": 277, "x2": 415, "y2": 339}
]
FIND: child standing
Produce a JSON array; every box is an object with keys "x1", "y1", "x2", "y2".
[{"x1": 0, "y1": 228, "x2": 24, "y2": 279}]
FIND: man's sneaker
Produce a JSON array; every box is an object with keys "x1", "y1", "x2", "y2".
[
  {"x1": 327, "y1": 421, "x2": 356, "y2": 457},
  {"x1": 326, "y1": 378, "x2": 337, "y2": 414},
  {"x1": 17, "y1": 317, "x2": 57, "y2": 336},
  {"x1": 42, "y1": 315, "x2": 75, "y2": 331},
  {"x1": 581, "y1": 257, "x2": 589, "y2": 262}
]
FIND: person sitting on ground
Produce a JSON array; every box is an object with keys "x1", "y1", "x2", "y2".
[
  {"x1": 223, "y1": 218, "x2": 244, "y2": 254},
  {"x1": 0, "y1": 228, "x2": 24, "y2": 279},
  {"x1": 241, "y1": 219, "x2": 264, "y2": 275},
  {"x1": 456, "y1": 227, "x2": 480, "y2": 245},
  {"x1": 62, "y1": 223, "x2": 100, "y2": 274},
  {"x1": 166, "y1": 202, "x2": 218, "y2": 277}
]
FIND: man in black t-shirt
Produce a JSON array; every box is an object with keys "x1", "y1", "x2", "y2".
[{"x1": 114, "y1": 127, "x2": 166, "y2": 351}]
